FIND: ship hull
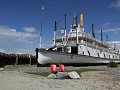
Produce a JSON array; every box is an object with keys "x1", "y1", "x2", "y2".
[{"x1": 37, "y1": 50, "x2": 120, "y2": 64}]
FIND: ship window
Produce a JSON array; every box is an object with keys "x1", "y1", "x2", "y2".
[
  {"x1": 98, "y1": 53, "x2": 100, "y2": 57},
  {"x1": 88, "y1": 51, "x2": 90, "y2": 56},
  {"x1": 104, "y1": 54, "x2": 106, "y2": 58},
  {"x1": 113, "y1": 56, "x2": 114, "y2": 59},
  {"x1": 109, "y1": 55, "x2": 110, "y2": 58},
  {"x1": 83, "y1": 52, "x2": 84, "y2": 55},
  {"x1": 72, "y1": 26, "x2": 77, "y2": 29}
]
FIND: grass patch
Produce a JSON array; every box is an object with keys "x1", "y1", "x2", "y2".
[
  {"x1": 27, "y1": 72, "x2": 50, "y2": 77},
  {"x1": 70, "y1": 68, "x2": 101, "y2": 75},
  {"x1": 27, "y1": 68, "x2": 100, "y2": 77}
]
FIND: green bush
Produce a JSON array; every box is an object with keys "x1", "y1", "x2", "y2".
[{"x1": 108, "y1": 61, "x2": 118, "y2": 68}]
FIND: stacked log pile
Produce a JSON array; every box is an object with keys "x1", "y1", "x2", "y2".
[{"x1": 0, "y1": 52, "x2": 37, "y2": 67}]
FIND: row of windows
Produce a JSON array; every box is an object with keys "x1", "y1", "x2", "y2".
[{"x1": 83, "y1": 51, "x2": 117, "y2": 59}]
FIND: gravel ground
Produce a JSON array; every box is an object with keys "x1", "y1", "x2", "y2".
[
  {"x1": 3, "y1": 65, "x2": 120, "y2": 81},
  {"x1": 1, "y1": 65, "x2": 120, "y2": 90},
  {"x1": 80, "y1": 66, "x2": 120, "y2": 81}
]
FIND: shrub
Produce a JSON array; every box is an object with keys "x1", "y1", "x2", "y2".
[{"x1": 108, "y1": 61, "x2": 118, "y2": 68}]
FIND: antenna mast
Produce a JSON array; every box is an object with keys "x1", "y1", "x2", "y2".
[
  {"x1": 92, "y1": 24, "x2": 95, "y2": 38},
  {"x1": 101, "y1": 29, "x2": 103, "y2": 41},
  {"x1": 39, "y1": 1, "x2": 44, "y2": 48},
  {"x1": 53, "y1": 21, "x2": 57, "y2": 47},
  {"x1": 64, "y1": 14, "x2": 67, "y2": 46}
]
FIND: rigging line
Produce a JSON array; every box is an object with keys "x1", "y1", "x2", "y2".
[
  {"x1": 56, "y1": 14, "x2": 73, "y2": 30},
  {"x1": 56, "y1": 15, "x2": 66, "y2": 29},
  {"x1": 67, "y1": 14, "x2": 73, "y2": 19},
  {"x1": 94, "y1": 24, "x2": 102, "y2": 33},
  {"x1": 67, "y1": 14, "x2": 76, "y2": 23},
  {"x1": 86, "y1": 25, "x2": 93, "y2": 35},
  {"x1": 94, "y1": 24, "x2": 109, "y2": 37}
]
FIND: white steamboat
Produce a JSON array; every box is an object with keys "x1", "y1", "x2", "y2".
[{"x1": 36, "y1": 14, "x2": 120, "y2": 64}]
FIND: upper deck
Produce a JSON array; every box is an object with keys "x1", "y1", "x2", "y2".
[{"x1": 55, "y1": 24, "x2": 111, "y2": 49}]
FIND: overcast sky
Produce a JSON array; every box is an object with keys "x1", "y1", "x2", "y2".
[{"x1": 0, "y1": 0, "x2": 120, "y2": 54}]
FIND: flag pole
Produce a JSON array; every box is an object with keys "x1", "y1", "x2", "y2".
[{"x1": 39, "y1": 2, "x2": 44, "y2": 48}]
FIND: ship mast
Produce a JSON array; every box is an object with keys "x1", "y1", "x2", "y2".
[
  {"x1": 75, "y1": 15, "x2": 78, "y2": 45},
  {"x1": 101, "y1": 29, "x2": 103, "y2": 41},
  {"x1": 92, "y1": 24, "x2": 95, "y2": 38},
  {"x1": 53, "y1": 21, "x2": 57, "y2": 47},
  {"x1": 54, "y1": 14, "x2": 67, "y2": 47},
  {"x1": 64, "y1": 14, "x2": 67, "y2": 46},
  {"x1": 39, "y1": 2, "x2": 44, "y2": 48}
]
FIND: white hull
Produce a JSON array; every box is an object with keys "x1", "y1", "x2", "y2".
[{"x1": 37, "y1": 51, "x2": 120, "y2": 64}]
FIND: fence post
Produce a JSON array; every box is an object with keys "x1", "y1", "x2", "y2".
[
  {"x1": 29, "y1": 55, "x2": 31, "y2": 65},
  {"x1": 15, "y1": 54, "x2": 18, "y2": 67}
]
